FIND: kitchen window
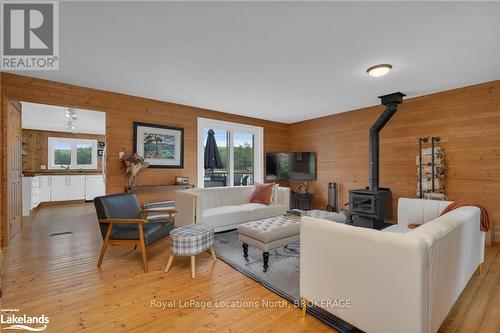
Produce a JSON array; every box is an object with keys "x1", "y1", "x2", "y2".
[{"x1": 48, "y1": 137, "x2": 98, "y2": 170}]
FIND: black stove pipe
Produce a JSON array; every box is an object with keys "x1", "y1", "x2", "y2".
[{"x1": 369, "y1": 92, "x2": 406, "y2": 190}]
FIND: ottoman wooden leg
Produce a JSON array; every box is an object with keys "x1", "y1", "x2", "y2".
[
  {"x1": 263, "y1": 252, "x2": 270, "y2": 272},
  {"x1": 165, "y1": 255, "x2": 174, "y2": 273},
  {"x1": 242, "y1": 243, "x2": 249, "y2": 261},
  {"x1": 191, "y1": 256, "x2": 196, "y2": 278}
]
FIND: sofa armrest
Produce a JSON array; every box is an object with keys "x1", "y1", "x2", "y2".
[
  {"x1": 409, "y1": 206, "x2": 484, "y2": 333},
  {"x1": 174, "y1": 190, "x2": 202, "y2": 227},
  {"x1": 300, "y1": 217, "x2": 429, "y2": 333},
  {"x1": 276, "y1": 187, "x2": 290, "y2": 210}
]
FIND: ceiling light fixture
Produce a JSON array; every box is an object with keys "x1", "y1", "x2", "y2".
[
  {"x1": 367, "y1": 64, "x2": 392, "y2": 77},
  {"x1": 66, "y1": 108, "x2": 77, "y2": 120}
]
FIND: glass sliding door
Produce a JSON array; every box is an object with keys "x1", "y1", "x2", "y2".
[
  {"x1": 203, "y1": 128, "x2": 229, "y2": 188},
  {"x1": 198, "y1": 118, "x2": 263, "y2": 188},
  {"x1": 233, "y1": 132, "x2": 254, "y2": 186}
]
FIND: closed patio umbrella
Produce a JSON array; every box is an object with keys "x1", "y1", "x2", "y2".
[{"x1": 204, "y1": 129, "x2": 223, "y2": 183}]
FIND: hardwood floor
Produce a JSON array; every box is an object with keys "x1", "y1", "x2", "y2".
[
  {"x1": 1, "y1": 203, "x2": 499, "y2": 332},
  {"x1": 1, "y1": 203, "x2": 330, "y2": 332},
  {"x1": 438, "y1": 243, "x2": 500, "y2": 333}
]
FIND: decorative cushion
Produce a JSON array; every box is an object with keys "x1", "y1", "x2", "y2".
[
  {"x1": 170, "y1": 224, "x2": 214, "y2": 256},
  {"x1": 250, "y1": 182, "x2": 275, "y2": 205}
]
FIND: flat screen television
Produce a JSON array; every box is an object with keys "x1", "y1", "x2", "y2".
[{"x1": 266, "y1": 152, "x2": 316, "y2": 181}]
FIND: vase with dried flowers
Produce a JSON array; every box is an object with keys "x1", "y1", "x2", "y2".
[{"x1": 121, "y1": 153, "x2": 149, "y2": 189}]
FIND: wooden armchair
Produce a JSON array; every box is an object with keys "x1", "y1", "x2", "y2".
[{"x1": 93, "y1": 193, "x2": 175, "y2": 272}]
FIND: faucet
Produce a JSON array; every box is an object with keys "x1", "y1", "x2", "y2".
[{"x1": 60, "y1": 165, "x2": 70, "y2": 174}]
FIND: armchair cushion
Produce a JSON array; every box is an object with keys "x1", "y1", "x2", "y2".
[{"x1": 110, "y1": 222, "x2": 173, "y2": 245}]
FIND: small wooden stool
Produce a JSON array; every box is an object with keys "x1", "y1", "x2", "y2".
[{"x1": 165, "y1": 224, "x2": 216, "y2": 278}]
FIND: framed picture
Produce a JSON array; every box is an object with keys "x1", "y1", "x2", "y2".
[{"x1": 133, "y1": 122, "x2": 184, "y2": 168}]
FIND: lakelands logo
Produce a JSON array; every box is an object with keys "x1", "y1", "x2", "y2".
[
  {"x1": 1, "y1": 0, "x2": 59, "y2": 70},
  {"x1": 0, "y1": 309, "x2": 50, "y2": 332}
]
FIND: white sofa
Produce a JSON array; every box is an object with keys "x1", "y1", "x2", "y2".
[
  {"x1": 300, "y1": 198, "x2": 485, "y2": 333},
  {"x1": 175, "y1": 186, "x2": 290, "y2": 232}
]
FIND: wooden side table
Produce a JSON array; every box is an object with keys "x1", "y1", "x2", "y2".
[{"x1": 291, "y1": 192, "x2": 313, "y2": 210}]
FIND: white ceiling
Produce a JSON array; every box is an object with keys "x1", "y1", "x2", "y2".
[
  {"x1": 22, "y1": 102, "x2": 106, "y2": 135},
  {"x1": 14, "y1": 1, "x2": 500, "y2": 123}
]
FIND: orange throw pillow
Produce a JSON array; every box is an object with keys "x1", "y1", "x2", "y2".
[{"x1": 250, "y1": 183, "x2": 275, "y2": 205}]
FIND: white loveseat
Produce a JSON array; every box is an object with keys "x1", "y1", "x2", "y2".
[
  {"x1": 300, "y1": 198, "x2": 485, "y2": 333},
  {"x1": 175, "y1": 186, "x2": 290, "y2": 232}
]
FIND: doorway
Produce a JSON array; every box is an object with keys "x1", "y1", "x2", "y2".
[
  {"x1": 2, "y1": 101, "x2": 107, "y2": 247},
  {"x1": 2, "y1": 100, "x2": 23, "y2": 245}
]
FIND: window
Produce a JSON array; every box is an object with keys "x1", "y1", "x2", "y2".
[
  {"x1": 48, "y1": 137, "x2": 98, "y2": 169},
  {"x1": 198, "y1": 118, "x2": 263, "y2": 188}
]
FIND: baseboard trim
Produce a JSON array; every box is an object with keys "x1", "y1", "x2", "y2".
[{"x1": 39, "y1": 200, "x2": 86, "y2": 207}]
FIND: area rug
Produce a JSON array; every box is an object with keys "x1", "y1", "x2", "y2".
[
  {"x1": 214, "y1": 230, "x2": 301, "y2": 298},
  {"x1": 214, "y1": 230, "x2": 357, "y2": 332}
]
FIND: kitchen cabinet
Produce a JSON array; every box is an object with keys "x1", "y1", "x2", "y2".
[
  {"x1": 50, "y1": 176, "x2": 69, "y2": 201},
  {"x1": 85, "y1": 175, "x2": 105, "y2": 200},
  {"x1": 31, "y1": 176, "x2": 41, "y2": 209},
  {"x1": 22, "y1": 176, "x2": 49, "y2": 216},
  {"x1": 68, "y1": 176, "x2": 86, "y2": 200},
  {"x1": 50, "y1": 175, "x2": 85, "y2": 201},
  {"x1": 22, "y1": 177, "x2": 33, "y2": 217},
  {"x1": 23, "y1": 174, "x2": 105, "y2": 216},
  {"x1": 38, "y1": 176, "x2": 51, "y2": 203}
]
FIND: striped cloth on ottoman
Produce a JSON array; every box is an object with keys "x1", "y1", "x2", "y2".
[{"x1": 170, "y1": 224, "x2": 214, "y2": 256}]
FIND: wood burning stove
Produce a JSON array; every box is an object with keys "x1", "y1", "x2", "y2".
[
  {"x1": 348, "y1": 92, "x2": 405, "y2": 229},
  {"x1": 349, "y1": 188, "x2": 392, "y2": 229}
]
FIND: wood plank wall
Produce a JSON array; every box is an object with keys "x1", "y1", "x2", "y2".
[
  {"x1": 289, "y1": 80, "x2": 500, "y2": 243},
  {"x1": 1, "y1": 73, "x2": 499, "y2": 244},
  {"x1": 0, "y1": 71, "x2": 3, "y2": 245},
  {"x1": 0, "y1": 73, "x2": 289, "y2": 246},
  {"x1": 22, "y1": 129, "x2": 106, "y2": 173}
]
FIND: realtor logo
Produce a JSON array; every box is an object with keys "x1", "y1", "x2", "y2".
[
  {"x1": 1, "y1": 1, "x2": 59, "y2": 70},
  {"x1": 1, "y1": 308, "x2": 50, "y2": 332}
]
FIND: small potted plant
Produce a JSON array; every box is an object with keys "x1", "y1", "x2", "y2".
[{"x1": 121, "y1": 153, "x2": 149, "y2": 189}]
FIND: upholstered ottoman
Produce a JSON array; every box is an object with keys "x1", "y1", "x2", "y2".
[
  {"x1": 165, "y1": 224, "x2": 216, "y2": 278},
  {"x1": 306, "y1": 210, "x2": 347, "y2": 223},
  {"x1": 238, "y1": 216, "x2": 299, "y2": 272}
]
